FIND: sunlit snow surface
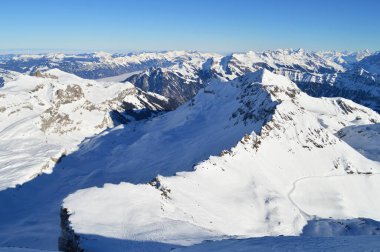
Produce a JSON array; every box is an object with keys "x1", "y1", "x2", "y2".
[
  {"x1": 0, "y1": 69, "x2": 167, "y2": 190},
  {"x1": 63, "y1": 70, "x2": 380, "y2": 250}
]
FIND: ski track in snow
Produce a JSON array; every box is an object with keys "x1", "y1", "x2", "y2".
[{"x1": 287, "y1": 173, "x2": 380, "y2": 218}]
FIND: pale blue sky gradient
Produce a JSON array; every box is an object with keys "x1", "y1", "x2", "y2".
[{"x1": 1, "y1": 0, "x2": 380, "y2": 53}]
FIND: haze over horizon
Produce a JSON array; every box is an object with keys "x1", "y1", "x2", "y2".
[{"x1": 1, "y1": 0, "x2": 380, "y2": 53}]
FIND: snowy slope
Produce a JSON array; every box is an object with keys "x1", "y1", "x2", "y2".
[
  {"x1": 173, "y1": 235, "x2": 380, "y2": 252},
  {"x1": 0, "y1": 68, "x2": 20, "y2": 87},
  {"x1": 357, "y1": 52, "x2": 380, "y2": 75},
  {"x1": 62, "y1": 70, "x2": 380, "y2": 250},
  {"x1": 0, "y1": 70, "x2": 274, "y2": 249},
  {"x1": 0, "y1": 69, "x2": 170, "y2": 190},
  {"x1": 337, "y1": 123, "x2": 380, "y2": 162}
]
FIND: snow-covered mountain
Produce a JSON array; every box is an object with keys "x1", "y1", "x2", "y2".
[
  {"x1": 357, "y1": 52, "x2": 380, "y2": 75},
  {"x1": 1, "y1": 50, "x2": 380, "y2": 251},
  {"x1": 0, "y1": 69, "x2": 20, "y2": 87},
  {"x1": 124, "y1": 59, "x2": 217, "y2": 106},
  {"x1": 1, "y1": 49, "x2": 379, "y2": 112},
  {"x1": 121, "y1": 49, "x2": 380, "y2": 111},
  {"x1": 0, "y1": 51, "x2": 218, "y2": 79},
  {"x1": 316, "y1": 50, "x2": 372, "y2": 67},
  {"x1": 218, "y1": 49, "x2": 346, "y2": 76},
  {"x1": 218, "y1": 50, "x2": 380, "y2": 113},
  {"x1": 56, "y1": 70, "x2": 380, "y2": 251},
  {"x1": 0, "y1": 69, "x2": 172, "y2": 191}
]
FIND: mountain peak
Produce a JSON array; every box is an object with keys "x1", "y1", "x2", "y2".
[{"x1": 241, "y1": 69, "x2": 297, "y2": 89}]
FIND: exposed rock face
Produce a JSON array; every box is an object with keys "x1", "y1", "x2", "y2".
[
  {"x1": 40, "y1": 107, "x2": 75, "y2": 133},
  {"x1": 295, "y1": 70, "x2": 380, "y2": 113},
  {"x1": 56, "y1": 85, "x2": 84, "y2": 104},
  {"x1": 125, "y1": 67, "x2": 207, "y2": 107},
  {"x1": 58, "y1": 208, "x2": 83, "y2": 252},
  {"x1": 33, "y1": 70, "x2": 58, "y2": 79}
]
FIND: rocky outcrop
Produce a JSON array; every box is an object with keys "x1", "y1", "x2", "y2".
[
  {"x1": 33, "y1": 70, "x2": 58, "y2": 79},
  {"x1": 125, "y1": 68, "x2": 206, "y2": 107},
  {"x1": 56, "y1": 85, "x2": 84, "y2": 104},
  {"x1": 58, "y1": 208, "x2": 83, "y2": 252}
]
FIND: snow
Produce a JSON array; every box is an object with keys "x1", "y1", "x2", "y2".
[
  {"x1": 62, "y1": 70, "x2": 380, "y2": 250},
  {"x1": 172, "y1": 235, "x2": 380, "y2": 252},
  {"x1": 338, "y1": 123, "x2": 380, "y2": 161},
  {"x1": 0, "y1": 70, "x2": 273, "y2": 249},
  {"x1": 120, "y1": 49, "x2": 380, "y2": 112},
  {"x1": 0, "y1": 69, "x2": 20, "y2": 85},
  {"x1": 291, "y1": 175, "x2": 380, "y2": 219},
  {"x1": 97, "y1": 71, "x2": 142, "y2": 82},
  {"x1": 0, "y1": 69, "x2": 167, "y2": 190},
  {"x1": 1, "y1": 51, "x2": 380, "y2": 251},
  {"x1": 316, "y1": 50, "x2": 372, "y2": 67},
  {"x1": 0, "y1": 249, "x2": 56, "y2": 252},
  {"x1": 225, "y1": 48, "x2": 345, "y2": 75}
]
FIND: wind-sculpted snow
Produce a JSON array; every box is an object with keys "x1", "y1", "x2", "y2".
[
  {"x1": 62, "y1": 70, "x2": 380, "y2": 250},
  {"x1": 0, "y1": 69, "x2": 170, "y2": 190}
]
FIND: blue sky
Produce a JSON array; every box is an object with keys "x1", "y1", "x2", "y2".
[{"x1": 1, "y1": 0, "x2": 380, "y2": 53}]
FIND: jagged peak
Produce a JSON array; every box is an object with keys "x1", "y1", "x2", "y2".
[{"x1": 240, "y1": 69, "x2": 297, "y2": 89}]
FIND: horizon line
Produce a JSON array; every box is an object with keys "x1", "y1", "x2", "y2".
[{"x1": 0, "y1": 48, "x2": 377, "y2": 56}]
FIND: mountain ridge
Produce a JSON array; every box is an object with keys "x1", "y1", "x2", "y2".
[{"x1": 60, "y1": 70, "x2": 380, "y2": 250}]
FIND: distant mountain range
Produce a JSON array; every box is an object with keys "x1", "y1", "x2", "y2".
[{"x1": 1, "y1": 49, "x2": 379, "y2": 112}]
